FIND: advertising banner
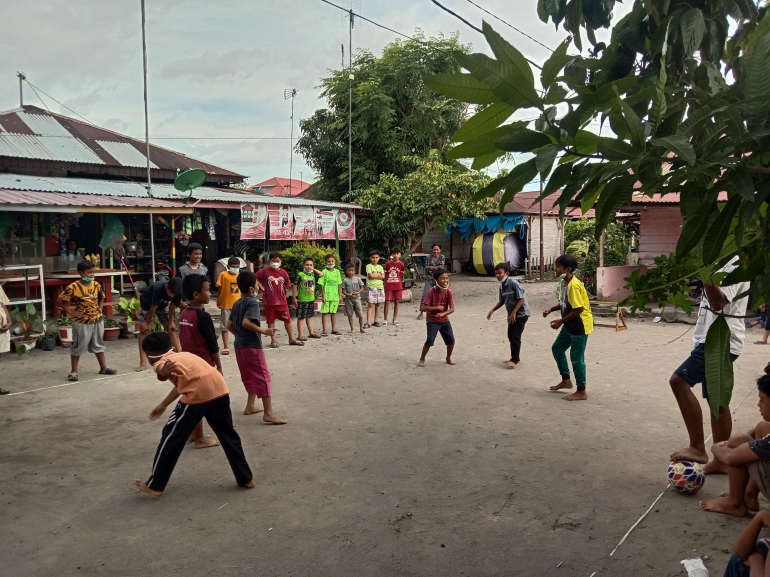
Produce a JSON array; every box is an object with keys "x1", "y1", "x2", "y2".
[
  {"x1": 240, "y1": 203, "x2": 267, "y2": 239},
  {"x1": 315, "y1": 207, "x2": 337, "y2": 240},
  {"x1": 336, "y1": 208, "x2": 356, "y2": 240},
  {"x1": 292, "y1": 206, "x2": 316, "y2": 240},
  {"x1": 268, "y1": 204, "x2": 294, "y2": 240}
]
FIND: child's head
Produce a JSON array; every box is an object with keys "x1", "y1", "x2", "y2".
[
  {"x1": 142, "y1": 331, "x2": 173, "y2": 367},
  {"x1": 268, "y1": 252, "x2": 282, "y2": 270},
  {"x1": 390, "y1": 246, "x2": 402, "y2": 261},
  {"x1": 237, "y1": 270, "x2": 258, "y2": 296},
  {"x1": 431, "y1": 243, "x2": 441, "y2": 256},
  {"x1": 182, "y1": 274, "x2": 210, "y2": 305},
  {"x1": 555, "y1": 253, "x2": 578, "y2": 276},
  {"x1": 494, "y1": 262, "x2": 511, "y2": 282},
  {"x1": 434, "y1": 268, "x2": 449, "y2": 289},
  {"x1": 77, "y1": 260, "x2": 95, "y2": 282},
  {"x1": 758, "y1": 375, "x2": 770, "y2": 420},
  {"x1": 66, "y1": 239, "x2": 78, "y2": 253},
  {"x1": 324, "y1": 254, "x2": 336, "y2": 269},
  {"x1": 303, "y1": 258, "x2": 314, "y2": 272},
  {"x1": 369, "y1": 249, "x2": 380, "y2": 264},
  {"x1": 166, "y1": 277, "x2": 183, "y2": 298},
  {"x1": 345, "y1": 263, "x2": 356, "y2": 277},
  {"x1": 187, "y1": 243, "x2": 203, "y2": 264},
  {"x1": 227, "y1": 257, "x2": 241, "y2": 274}
]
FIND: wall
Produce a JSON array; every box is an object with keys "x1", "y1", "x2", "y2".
[
  {"x1": 596, "y1": 265, "x2": 645, "y2": 301},
  {"x1": 638, "y1": 206, "x2": 681, "y2": 265},
  {"x1": 526, "y1": 216, "x2": 563, "y2": 260}
]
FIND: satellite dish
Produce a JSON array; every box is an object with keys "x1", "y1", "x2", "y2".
[{"x1": 174, "y1": 168, "x2": 207, "y2": 203}]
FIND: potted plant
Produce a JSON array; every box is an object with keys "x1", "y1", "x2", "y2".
[
  {"x1": 103, "y1": 317, "x2": 122, "y2": 341},
  {"x1": 114, "y1": 297, "x2": 142, "y2": 335},
  {"x1": 10, "y1": 303, "x2": 44, "y2": 355},
  {"x1": 54, "y1": 316, "x2": 74, "y2": 347},
  {"x1": 39, "y1": 319, "x2": 58, "y2": 351}
]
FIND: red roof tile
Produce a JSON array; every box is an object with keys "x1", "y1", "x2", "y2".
[{"x1": 247, "y1": 177, "x2": 311, "y2": 197}]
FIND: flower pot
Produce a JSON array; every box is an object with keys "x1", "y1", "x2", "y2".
[
  {"x1": 103, "y1": 327, "x2": 121, "y2": 341},
  {"x1": 40, "y1": 335, "x2": 56, "y2": 351},
  {"x1": 58, "y1": 325, "x2": 73, "y2": 348},
  {"x1": 125, "y1": 319, "x2": 141, "y2": 336},
  {"x1": 12, "y1": 337, "x2": 37, "y2": 352}
]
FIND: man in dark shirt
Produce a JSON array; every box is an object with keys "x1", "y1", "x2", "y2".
[{"x1": 137, "y1": 277, "x2": 183, "y2": 372}]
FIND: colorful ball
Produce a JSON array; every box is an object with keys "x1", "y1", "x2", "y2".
[{"x1": 667, "y1": 460, "x2": 706, "y2": 494}]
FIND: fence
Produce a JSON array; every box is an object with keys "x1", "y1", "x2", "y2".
[{"x1": 524, "y1": 256, "x2": 558, "y2": 279}]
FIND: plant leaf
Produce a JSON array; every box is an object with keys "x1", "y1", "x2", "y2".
[
  {"x1": 423, "y1": 73, "x2": 496, "y2": 104},
  {"x1": 596, "y1": 137, "x2": 637, "y2": 160},
  {"x1": 541, "y1": 39, "x2": 573, "y2": 88},
  {"x1": 455, "y1": 52, "x2": 540, "y2": 110},
  {"x1": 452, "y1": 103, "x2": 517, "y2": 143},
  {"x1": 536, "y1": 145, "x2": 560, "y2": 179},
  {"x1": 744, "y1": 29, "x2": 770, "y2": 133},
  {"x1": 471, "y1": 151, "x2": 505, "y2": 170},
  {"x1": 705, "y1": 316, "x2": 734, "y2": 419},
  {"x1": 702, "y1": 194, "x2": 742, "y2": 264},
  {"x1": 680, "y1": 8, "x2": 707, "y2": 56},
  {"x1": 447, "y1": 125, "x2": 520, "y2": 160},
  {"x1": 650, "y1": 135, "x2": 697, "y2": 165},
  {"x1": 650, "y1": 20, "x2": 670, "y2": 131},
  {"x1": 495, "y1": 129, "x2": 553, "y2": 152},
  {"x1": 619, "y1": 98, "x2": 646, "y2": 149},
  {"x1": 539, "y1": 163, "x2": 572, "y2": 201},
  {"x1": 482, "y1": 21, "x2": 536, "y2": 89},
  {"x1": 544, "y1": 84, "x2": 568, "y2": 104},
  {"x1": 676, "y1": 189, "x2": 719, "y2": 255},
  {"x1": 594, "y1": 175, "x2": 634, "y2": 240},
  {"x1": 732, "y1": 167, "x2": 755, "y2": 201},
  {"x1": 472, "y1": 158, "x2": 538, "y2": 201}
]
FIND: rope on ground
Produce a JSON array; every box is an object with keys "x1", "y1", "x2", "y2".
[{"x1": 4, "y1": 372, "x2": 136, "y2": 396}]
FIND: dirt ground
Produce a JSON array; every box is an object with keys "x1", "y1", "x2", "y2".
[{"x1": 2, "y1": 274, "x2": 769, "y2": 576}]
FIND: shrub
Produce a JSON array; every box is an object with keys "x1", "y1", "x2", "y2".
[{"x1": 279, "y1": 242, "x2": 342, "y2": 281}]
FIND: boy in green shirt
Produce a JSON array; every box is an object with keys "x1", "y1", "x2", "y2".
[
  {"x1": 318, "y1": 254, "x2": 343, "y2": 335},
  {"x1": 365, "y1": 249, "x2": 385, "y2": 328},
  {"x1": 292, "y1": 257, "x2": 323, "y2": 341}
]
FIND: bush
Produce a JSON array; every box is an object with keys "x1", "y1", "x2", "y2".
[
  {"x1": 564, "y1": 219, "x2": 629, "y2": 295},
  {"x1": 279, "y1": 242, "x2": 342, "y2": 281}
]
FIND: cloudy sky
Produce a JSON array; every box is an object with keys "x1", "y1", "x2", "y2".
[{"x1": 0, "y1": 0, "x2": 626, "y2": 185}]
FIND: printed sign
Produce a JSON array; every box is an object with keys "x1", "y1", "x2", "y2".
[
  {"x1": 336, "y1": 208, "x2": 356, "y2": 240},
  {"x1": 315, "y1": 207, "x2": 337, "y2": 240},
  {"x1": 240, "y1": 203, "x2": 267, "y2": 239},
  {"x1": 268, "y1": 204, "x2": 294, "y2": 240},
  {"x1": 292, "y1": 207, "x2": 316, "y2": 240}
]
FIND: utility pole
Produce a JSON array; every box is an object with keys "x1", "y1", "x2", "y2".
[
  {"x1": 348, "y1": 9, "x2": 354, "y2": 197},
  {"x1": 539, "y1": 178, "x2": 544, "y2": 280},
  {"x1": 284, "y1": 88, "x2": 298, "y2": 196},
  {"x1": 140, "y1": 0, "x2": 153, "y2": 198},
  {"x1": 17, "y1": 71, "x2": 25, "y2": 106}
]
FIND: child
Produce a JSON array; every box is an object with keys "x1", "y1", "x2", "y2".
[
  {"x1": 342, "y1": 263, "x2": 365, "y2": 333},
  {"x1": 417, "y1": 244, "x2": 445, "y2": 320},
  {"x1": 228, "y1": 271, "x2": 286, "y2": 424},
  {"x1": 487, "y1": 262, "x2": 530, "y2": 369},
  {"x1": 177, "y1": 243, "x2": 208, "y2": 279},
  {"x1": 57, "y1": 261, "x2": 118, "y2": 382},
  {"x1": 365, "y1": 249, "x2": 385, "y2": 328},
  {"x1": 318, "y1": 254, "x2": 342, "y2": 335},
  {"x1": 722, "y1": 511, "x2": 770, "y2": 576},
  {"x1": 292, "y1": 257, "x2": 322, "y2": 341},
  {"x1": 136, "y1": 277, "x2": 183, "y2": 371},
  {"x1": 0, "y1": 284, "x2": 10, "y2": 394},
  {"x1": 383, "y1": 247, "x2": 405, "y2": 326},
  {"x1": 179, "y1": 274, "x2": 223, "y2": 450},
  {"x1": 699, "y1": 374, "x2": 770, "y2": 517},
  {"x1": 418, "y1": 269, "x2": 455, "y2": 367},
  {"x1": 215, "y1": 256, "x2": 242, "y2": 355},
  {"x1": 256, "y1": 252, "x2": 302, "y2": 348},
  {"x1": 134, "y1": 332, "x2": 254, "y2": 496},
  {"x1": 543, "y1": 253, "x2": 593, "y2": 401}
]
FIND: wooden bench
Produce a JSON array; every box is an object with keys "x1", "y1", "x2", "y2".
[{"x1": 589, "y1": 301, "x2": 627, "y2": 331}]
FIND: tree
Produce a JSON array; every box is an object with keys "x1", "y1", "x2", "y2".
[
  {"x1": 353, "y1": 153, "x2": 492, "y2": 254},
  {"x1": 297, "y1": 32, "x2": 470, "y2": 201},
  {"x1": 424, "y1": 2, "x2": 770, "y2": 418}
]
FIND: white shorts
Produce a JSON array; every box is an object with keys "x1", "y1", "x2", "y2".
[
  {"x1": 368, "y1": 287, "x2": 385, "y2": 304},
  {"x1": 220, "y1": 309, "x2": 231, "y2": 333}
]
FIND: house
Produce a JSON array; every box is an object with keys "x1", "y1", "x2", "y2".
[{"x1": 246, "y1": 177, "x2": 311, "y2": 197}]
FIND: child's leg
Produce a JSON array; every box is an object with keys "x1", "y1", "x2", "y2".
[
  {"x1": 284, "y1": 319, "x2": 297, "y2": 344},
  {"x1": 296, "y1": 316, "x2": 304, "y2": 340},
  {"x1": 507, "y1": 316, "x2": 528, "y2": 366},
  {"x1": 137, "y1": 330, "x2": 148, "y2": 371},
  {"x1": 244, "y1": 393, "x2": 263, "y2": 415},
  {"x1": 549, "y1": 328, "x2": 574, "y2": 391},
  {"x1": 330, "y1": 306, "x2": 338, "y2": 332},
  {"x1": 348, "y1": 313, "x2": 354, "y2": 332},
  {"x1": 384, "y1": 300, "x2": 390, "y2": 322},
  {"x1": 202, "y1": 395, "x2": 254, "y2": 487},
  {"x1": 306, "y1": 316, "x2": 317, "y2": 336},
  {"x1": 70, "y1": 354, "x2": 80, "y2": 375},
  {"x1": 440, "y1": 323, "x2": 455, "y2": 365},
  {"x1": 261, "y1": 397, "x2": 286, "y2": 425},
  {"x1": 136, "y1": 401, "x2": 204, "y2": 495},
  {"x1": 419, "y1": 323, "x2": 439, "y2": 366},
  {"x1": 359, "y1": 310, "x2": 365, "y2": 332},
  {"x1": 393, "y1": 298, "x2": 400, "y2": 322},
  {"x1": 321, "y1": 313, "x2": 329, "y2": 334},
  {"x1": 221, "y1": 329, "x2": 229, "y2": 351},
  {"x1": 699, "y1": 432, "x2": 755, "y2": 516},
  {"x1": 374, "y1": 303, "x2": 381, "y2": 324},
  {"x1": 563, "y1": 334, "x2": 588, "y2": 401},
  {"x1": 418, "y1": 345, "x2": 431, "y2": 366},
  {"x1": 189, "y1": 420, "x2": 220, "y2": 449}
]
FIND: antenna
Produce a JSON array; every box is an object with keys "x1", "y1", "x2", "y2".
[
  {"x1": 174, "y1": 169, "x2": 207, "y2": 204},
  {"x1": 341, "y1": 1, "x2": 361, "y2": 197},
  {"x1": 284, "y1": 88, "x2": 298, "y2": 197},
  {"x1": 16, "y1": 71, "x2": 26, "y2": 106},
  {"x1": 140, "y1": 0, "x2": 153, "y2": 198}
]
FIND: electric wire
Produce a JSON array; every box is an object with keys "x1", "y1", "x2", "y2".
[
  {"x1": 24, "y1": 81, "x2": 51, "y2": 112},
  {"x1": 464, "y1": 0, "x2": 554, "y2": 51},
  {"x1": 25, "y1": 80, "x2": 95, "y2": 125}
]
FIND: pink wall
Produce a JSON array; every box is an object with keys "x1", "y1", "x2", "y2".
[
  {"x1": 638, "y1": 206, "x2": 682, "y2": 265},
  {"x1": 596, "y1": 265, "x2": 646, "y2": 301}
]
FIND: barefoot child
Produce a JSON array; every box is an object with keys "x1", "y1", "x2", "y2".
[
  {"x1": 365, "y1": 249, "x2": 385, "y2": 328},
  {"x1": 699, "y1": 375, "x2": 770, "y2": 518},
  {"x1": 318, "y1": 254, "x2": 342, "y2": 336},
  {"x1": 721, "y1": 510, "x2": 770, "y2": 576},
  {"x1": 384, "y1": 247, "x2": 404, "y2": 326},
  {"x1": 342, "y1": 263, "x2": 365, "y2": 333},
  {"x1": 179, "y1": 274, "x2": 222, "y2": 449},
  {"x1": 215, "y1": 257, "x2": 242, "y2": 355},
  {"x1": 228, "y1": 271, "x2": 286, "y2": 424},
  {"x1": 543, "y1": 254, "x2": 593, "y2": 401},
  {"x1": 418, "y1": 269, "x2": 455, "y2": 367},
  {"x1": 292, "y1": 257, "x2": 322, "y2": 341},
  {"x1": 256, "y1": 252, "x2": 302, "y2": 348},
  {"x1": 136, "y1": 277, "x2": 183, "y2": 371},
  {"x1": 58, "y1": 261, "x2": 118, "y2": 381},
  {"x1": 135, "y1": 332, "x2": 254, "y2": 496},
  {"x1": 487, "y1": 262, "x2": 530, "y2": 369}
]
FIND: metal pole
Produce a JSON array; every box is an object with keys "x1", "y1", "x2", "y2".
[
  {"x1": 17, "y1": 72, "x2": 25, "y2": 106},
  {"x1": 140, "y1": 0, "x2": 153, "y2": 198},
  {"x1": 289, "y1": 94, "x2": 294, "y2": 197},
  {"x1": 149, "y1": 213, "x2": 156, "y2": 280},
  {"x1": 170, "y1": 217, "x2": 176, "y2": 276},
  {"x1": 348, "y1": 10, "x2": 353, "y2": 196},
  {"x1": 599, "y1": 230, "x2": 605, "y2": 268},
  {"x1": 539, "y1": 179, "x2": 544, "y2": 280}
]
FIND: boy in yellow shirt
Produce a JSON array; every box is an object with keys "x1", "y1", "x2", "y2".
[{"x1": 215, "y1": 257, "x2": 242, "y2": 356}]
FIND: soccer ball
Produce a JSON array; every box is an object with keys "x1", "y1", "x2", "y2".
[{"x1": 667, "y1": 461, "x2": 706, "y2": 494}]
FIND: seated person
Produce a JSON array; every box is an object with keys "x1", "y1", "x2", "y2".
[
  {"x1": 723, "y1": 511, "x2": 770, "y2": 576},
  {"x1": 700, "y1": 374, "x2": 770, "y2": 517}
]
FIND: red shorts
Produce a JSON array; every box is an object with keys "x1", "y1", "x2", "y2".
[
  {"x1": 264, "y1": 303, "x2": 290, "y2": 324},
  {"x1": 385, "y1": 289, "x2": 403, "y2": 302}
]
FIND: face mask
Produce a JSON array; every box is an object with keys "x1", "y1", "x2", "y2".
[
  {"x1": 304, "y1": 267, "x2": 314, "y2": 273},
  {"x1": 81, "y1": 276, "x2": 94, "y2": 283},
  {"x1": 270, "y1": 262, "x2": 280, "y2": 270},
  {"x1": 251, "y1": 291, "x2": 258, "y2": 299},
  {"x1": 229, "y1": 267, "x2": 239, "y2": 275},
  {"x1": 497, "y1": 275, "x2": 507, "y2": 283},
  {"x1": 326, "y1": 263, "x2": 335, "y2": 269}
]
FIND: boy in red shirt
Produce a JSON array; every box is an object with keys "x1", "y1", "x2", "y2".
[
  {"x1": 383, "y1": 247, "x2": 405, "y2": 326},
  {"x1": 418, "y1": 269, "x2": 455, "y2": 367},
  {"x1": 256, "y1": 252, "x2": 303, "y2": 348},
  {"x1": 134, "y1": 332, "x2": 254, "y2": 496}
]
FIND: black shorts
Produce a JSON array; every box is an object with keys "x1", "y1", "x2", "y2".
[
  {"x1": 425, "y1": 321, "x2": 455, "y2": 346},
  {"x1": 296, "y1": 301, "x2": 315, "y2": 319},
  {"x1": 673, "y1": 342, "x2": 739, "y2": 399}
]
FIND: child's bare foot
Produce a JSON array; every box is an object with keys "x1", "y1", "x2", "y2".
[
  {"x1": 504, "y1": 360, "x2": 517, "y2": 368},
  {"x1": 699, "y1": 496, "x2": 748, "y2": 517},
  {"x1": 417, "y1": 359, "x2": 426, "y2": 367},
  {"x1": 263, "y1": 413, "x2": 287, "y2": 425},
  {"x1": 244, "y1": 406, "x2": 264, "y2": 415},
  {"x1": 135, "y1": 365, "x2": 146, "y2": 372},
  {"x1": 134, "y1": 479, "x2": 163, "y2": 497},
  {"x1": 194, "y1": 436, "x2": 221, "y2": 449},
  {"x1": 669, "y1": 446, "x2": 709, "y2": 464},
  {"x1": 446, "y1": 357, "x2": 456, "y2": 365},
  {"x1": 242, "y1": 480, "x2": 255, "y2": 489},
  {"x1": 549, "y1": 379, "x2": 573, "y2": 391},
  {"x1": 360, "y1": 328, "x2": 367, "y2": 333},
  {"x1": 704, "y1": 459, "x2": 728, "y2": 475},
  {"x1": 563, "y1": 390, "x2": 587, "y2": 401},
  {"x1": 720, "y1": 491, "x2": 760, "y2": 510}
]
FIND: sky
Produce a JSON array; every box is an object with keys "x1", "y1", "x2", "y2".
[{"x1": 0, "y1": 0, "x2": 628, "y2": 186}]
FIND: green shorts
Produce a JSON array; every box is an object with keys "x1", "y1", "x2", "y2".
[{"x1": 320, "y1": 301, "x2": 339, "y2": 314}]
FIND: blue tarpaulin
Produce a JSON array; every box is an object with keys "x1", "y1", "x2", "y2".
[{"x1": 448, "y1": 214, "x2": 526, "y2": 239}]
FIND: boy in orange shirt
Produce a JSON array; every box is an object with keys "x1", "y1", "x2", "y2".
[
  {"x1": 215, "y1": 256, "x2": 242, "y2": 355},
  {"x1": 134, "y1": 332, "x2": 254, "y2": 496}
]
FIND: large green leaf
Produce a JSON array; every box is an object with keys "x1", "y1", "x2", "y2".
[
  {"x1": 676, "y1": 189, "x2": 719, "y2": 256},
  {"x1": 539, "y1": 163, "x2": 573, "y2": 200},
  {"x1": 650, "y1": 20, "x2": 670, "y2": 131},
  {"x1": 447, "y1": 125, "x2": 519, "y2": 160},
  {"x1": 572, "y1": 130, "x2": 599, "y2": 155},
  {"x1": 702, "y1": 194, "x2": 742, "y2": 264},
  {"x1": 451, "y1": 103, "x2": 517, "y2": 143},
  {"x1": 424, "y1": 73, "x2": 496, "y2": 104},
  {"x1": 594, "y1": 175, "x2": 634, "y2": 240},
  {"x1": 456, "y1": 52, "x2": 540, "y2": 110},
  {"x1": 541, "y1": 39, "x2": 573, "y2": 89},
  {"x1": 680, "y1": 8, "x2": 706, "y2": 56},
  {"x1": 482, "y1": 21, "x2": 536, "y2": 90},
  {"x1": 495, "y1": 129, "x2": 553, "y2": 152},
  {"x1": 472, "y1": 158, "x2": 538, "y2": 201},
  {"x1": 619, "y1": 98, "x2": 646, "y2": 149},
  {"x1": 650, "y1": 135, "x2": 697, "y2": 165},
  {"x1": 471, "y1": 151, "x2": 505, "y2": 170},
  {"x1": 596, "y1": 137, "x2": 637, "y2": 160},
  {"x1": 744, "y1": 30, "x2": 770, "y2": 133},
  {"x1": 731, "y1": 167, "x2": 755, "y2": 201},
  {"x1": 544, "y1": 84, "x2": 568, "y2": 104},
  {"x1": 557, "y1": 162, "x2": 593, "y2": 215},
  {"x1": 704, "y1": 316, "x2": 734, "y2": 419},
  {"x1": 536, "y1": 145, "x2": 560, "y2": 179}
]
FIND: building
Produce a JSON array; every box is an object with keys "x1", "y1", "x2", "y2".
[{"x1": 246, "y1": 177, "x2": 311, "y2": 197}]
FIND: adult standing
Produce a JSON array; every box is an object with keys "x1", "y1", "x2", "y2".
[
  {"x1": 0, "y1": 284, "x2": 11, "y2": 394},
  {"x1": 669, "y1": 257, "x2": 750, "y2": 470},
  {"x1": 417, "y1": 244, "x2": 446, "y2": 320}
]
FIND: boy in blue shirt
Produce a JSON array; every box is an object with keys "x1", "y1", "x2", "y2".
[{"x1": 487, "y1": 262, "x2": 529, "y2": 369}]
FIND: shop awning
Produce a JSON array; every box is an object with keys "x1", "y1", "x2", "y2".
[{"x1": 0, "y1": 189, "x2": 192, "y2": 214}]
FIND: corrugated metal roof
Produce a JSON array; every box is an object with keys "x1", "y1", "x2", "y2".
[
  {"x1": 630, "y1": 191, "x2": 729, "y2": 204},
  {"x1": 0, "y1": 174, "x2": 362, "y2": 209},
  {"x1": 0, "y1": 133, "x2": 105, "y2": 164},
  {"x1": 0, "y1": 189, "x2": 187, "y2": 208},
  {"x1": 96, "y1": 140, "x2": 158, "y2": 168}
]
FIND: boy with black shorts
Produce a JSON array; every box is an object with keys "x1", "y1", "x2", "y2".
[
  {"x1": 418, "y1": 269, "x2": 455, "y2": 367},
  {"x1": 293, "y1": 257, "x2": 323, "y2": 341},
  {"x1": 136, "y1": 277, "x2": 183, "y2": 371}
]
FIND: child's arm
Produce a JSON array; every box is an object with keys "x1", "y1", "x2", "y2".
[
  {"x1": 509, "y1": 298, "x2": 525, "y2": 321},
  {"x1": 487, "y1": 301, "x2": 504, "y2": 320},
  {"x1": 549, "y1": 306, "x2": 582, "y2": 329},
  {"x1": 734, "y1": 510, "x2": 770, "y2": 560},
  {"x1": 149, "y1": 386, "x2": 180, "y2": 420},
  {"x1": 243, "y1": 317, "x2": 277, "y2": 338},
  {"x1": 712, "y1": 440, "x2": 762, "y2": 467},
  {"x1": 57, "y1": 295, "x2": 76, "y2": 320},
  {"x1": 436, "y1": 294, "x2": 455, "y2": 318},
  {"x1": 141, "y1": 304, "x2": 158, "y2": 331},
  {"x1": 212, "y1": 353, "x2": 223, "y2": 375},
  {"x1": 338, "y1": 284, "x2": 343, "y2": 301}
]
